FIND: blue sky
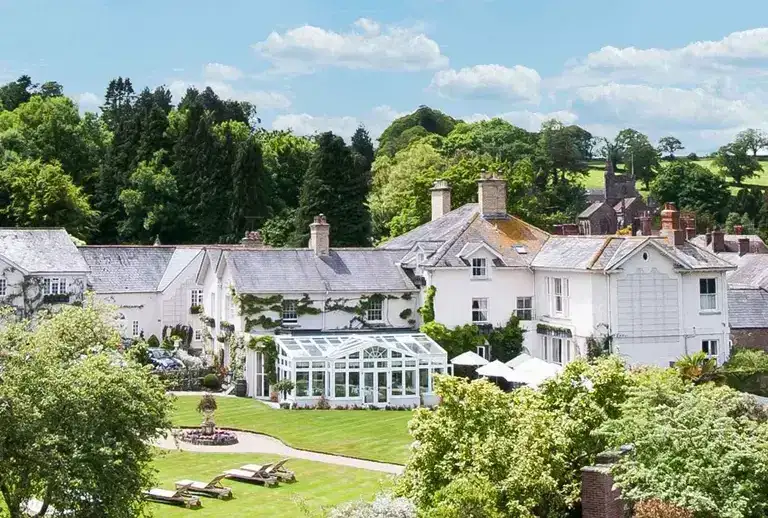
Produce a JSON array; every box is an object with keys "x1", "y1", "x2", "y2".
[{"x1": 2, "y1": 0, "x2": 768, "y2": 152}]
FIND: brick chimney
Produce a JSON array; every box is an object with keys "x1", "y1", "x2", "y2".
[
  {"x1": 430, "y1": 179, "x2": 452, "y2": 221},
  {"x1": 712, "y1": 227, "x2": 725, "y2": 253},
  {"x1": 477, "y1": 169, "x2": 507, "y2": 219},
  {"x1": 309, "y1": 214, "x2": 330, "y2": 256},
  {"x1": 581, "y1": 446, "x2": 632, "y2": 518},
  {"x1": 659, "y1": 203, "x2": 684, "y2": 246},
  {"x1": 241, "y1": 230, "x2": 266, "y2": 248},
  {"x1": 734, "y1": 224, "x2": 743, "y2": 235},
  {"x1": 639, "y1": 213, "x2": 652, "y2": 236},
  {"x1": 739, "y1": 237, "x2": 750, "y2": 256}
]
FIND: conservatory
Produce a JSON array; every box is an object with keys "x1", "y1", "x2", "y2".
[{"x1": 247, "y1": 333, "x2": 448, "y2": 408}]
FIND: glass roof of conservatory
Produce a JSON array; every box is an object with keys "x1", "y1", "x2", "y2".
[{"x1": 274, "y1": 333, "x2": 447, "y2": 360}]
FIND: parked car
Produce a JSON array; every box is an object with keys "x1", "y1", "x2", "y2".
[{"x1": 148, "y1": 348, "x2": 184, "y2": 371}]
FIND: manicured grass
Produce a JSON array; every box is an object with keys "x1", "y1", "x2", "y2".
[
  {"x1": 172, "y1": 396, "x2": 414, "y2": 464},
  {"x1": 146, "y1": 451, "x2": 391, "y2": 517}
]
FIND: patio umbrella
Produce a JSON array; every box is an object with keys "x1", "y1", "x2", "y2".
[
  {"x1": 505, "y1": 353, "x2": 532, "y2": 369},
  {"x1": 476, "y1": 360, "x2": 516, "y2": 382},
  {"x1": 505, "y1": 357, "x2": 563, "y2": 388},
  {"x1": 451, "y1": 350, "x2": 489, "y2": 366}
]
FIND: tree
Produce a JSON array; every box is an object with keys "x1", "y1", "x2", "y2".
[
  {"x1": 351, "y1": 124, "x2": 375, "y2": 172},
  {"x1": 228, "y1": 135, "x2": 273, "y2": 241},
  {"x1": 442, "y1": 118, "x2": 537, "y2": 166},
  {"x1": 0, "y1": 75, "x2": 34, "y2": 111},
  {"x1": 0, "y1": 300, "x2": 173, "y2": 517},
  {"x1": 714, "y1": 141, "x2": 761, "y2": 185},
  {"x1": 650, "y1": 161, "x2": 731, "y2": 223},
  {"x1": 615, "y1": 128, "x2": 659, "y2": 189},
  {"x1": 378, "y1": 106, "x2": 458, "y2": 157},
  {"x1": 294, "y1": 131, "x2": 371, "y2": 246},
  {"x1": 260, "y1": 130, "x2": 316, "y2": 210},
  {"x1": 735, "y1": 128, "x2": 768, "y2": 157},
  {"x1": 0, "y1": 158, "x2": 96, "y2": 239},
  {"x1": 535, "y1": 120, "x2": 590, "y2": 186},
  {"x1": 657, "y1": 136, "x2": 684, "y2": 160},
  {"x1": 724, "y1": 212, "x2": 756, "y2": 235}
]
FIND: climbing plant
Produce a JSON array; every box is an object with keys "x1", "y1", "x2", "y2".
[
  {"x1": 419, "y1": 285, "x2": 436, "y2": 323},
  {"x1": 232, "y1": 288, "x2": 320, "y2": 331},
  {"x1": 247, "y1": 335, "x2": 278, "y2": 384}
]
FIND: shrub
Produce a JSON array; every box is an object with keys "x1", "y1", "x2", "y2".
[
  {"x1": 202, "y1": 373, "x2": 221, "y2": 390},
  {"x1": 316, "y1": 394, "x2": 331, "y2": 410},
  {"x1": 724, "y1": 348, "x2": 768, "y2": 396},
  {"x1": 146, "y1": 334, "x2": 160, "y2": 348},
  {"x1": 327, "y1": 493, "x2": 416, "y2": 518},
  {"x1": 425, "y1": 475, "x2": 503, "y2": 518},
  {"x1": 196, "y1": 393, "x2": 218, "y2": 414},
  {"x1": 126, "y1": 340, "x2": 150, "y2": 366},
  {"x1": 633, "y1": 500, "x2": 693, "y2": 518}
]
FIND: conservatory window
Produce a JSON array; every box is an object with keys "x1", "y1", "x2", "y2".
[
  {"x1": 334, "y1": 361, "x2": 346, "y2": 369},
  {"x1": 364, "y1": 346, "x2": 388, "y2": 359},
  {"x1": 335, "y1": 372, "x2": 346, "y2": 398},
  {"x1": 365, "y1": 299, "x2": 383, "y2": 322},
  {"x1": 364, "y1": 361, "x2": 375, "y2": 369},
  {"x1": 420, "y1": 368, "x2": 429, "y2": 394},
  {"x1": 405, "y1": 370, "x2": 416, "y2": 395},
  {"x1": 312, "y1": 371, "x2": 325, "y2": 396},
  {"x1": 349, "y1": 352, "x2": 360, "y2": 359},
  {"x1": 296, "y1": 372, "x2": 309, "y2": 396},
  {"x1": 392, "y1": 371, "x2": 403, "y2": 396},
  {"x1": 348, "y1": 372, "x2": 360, "y2": 397},
  {"x1": 349, "y1": 361, "x2": 360, "y2": 369},
  {"x1": 282, "y1": 300, "x2": 298, "y2": 323}
]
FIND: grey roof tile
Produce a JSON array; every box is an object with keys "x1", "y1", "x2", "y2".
[
  {"x1": 379, "y1": 204, "x2": 479, "y2": 250},
  {"x1": 727, "y1": 254, "x2": 768, "y2": 289},
  {"x1": 531, "y1": 236, "x2": 609, "y2": 269},
  {"x1": 0, "y1": 229, "x2": 89, "y2": 274},
  {"x1": 158, "y1": 248, "x2": 204, "y2": 291},
  {"x1": 690, "y1": 234, "x2": 768, "y2": 254},
  {"x1": 226, "y1": 249, "x2": 416, "y2": 293},
  {"x1": 729, "y1": 288, "x2": 768, "y2": 329},
  {"x1": 80, "y1": 247, "x2": 175, "y2": 292},
  {"x1": 578, "y1": 202, "x2": 611, "y2": 219}
]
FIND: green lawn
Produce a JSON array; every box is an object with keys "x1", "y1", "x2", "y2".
[
  {"x1": 172, "y1": 396, "x2": 414, "y2": 464},
  {"x1": 146, "y1": 451, "x2": 391, "y2": 517}
]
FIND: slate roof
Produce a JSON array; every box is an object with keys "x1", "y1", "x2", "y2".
[
  {"x1": 726, "y1": 254, "x2": 768, "y2": 289},
  {"x1": 613, "y1": 197, "x2": 640, "y2": 212},
  {"x1": 690, "y1": 234, "x2": 768, "y2": 254},
  {"x1": 0, "y1": 228, "x2": 89, "y2": 274},
  {"x1": 224, "y1": 249, "x2": 417, "y2": 293},
  {"x1": 729, "y1": 288, "x2": 768, "y2": 329},
  {"x1": 531, "y1": 236, "x2": 734, "y2": 271},
  {"x1": 379, "y1": 203, "x2": 549, "y2": 268},
  {"x1": 80, "y1": 246, "x2": 203, "y2": 293},
  {"x1": 578, "y1": 201, "x2": 612, "y2": 219}
]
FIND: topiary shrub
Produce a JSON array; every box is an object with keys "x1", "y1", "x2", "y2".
[
  {"x1": 202, "y1": 373, "x2": 221, "y2": 390},
  {"x1": 147, "y1": 334, "x2": 160, "y2": 348},
  {"x1": 316, "y1": 394, "x2": 331, "y2": 410}
]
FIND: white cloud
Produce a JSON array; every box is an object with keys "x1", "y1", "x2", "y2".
[
  {"x1": 272, "y1": 105, "x2": 407, "y2": 139},
  {"x1": 253, "y1": 18, "x2": 448, "y2": 73},
  {"x1": 204, "y1": 63, "x2": 244, "y2": 82},
  {"x1": 464, "y1": 110, "x2": 578, "y2": 131},
  {"x1": 431, "y1": 64, "x2": 541, "y2": 103},
  {"x1": 74, "y1": 92, "x2": 100, "y2": 114}
]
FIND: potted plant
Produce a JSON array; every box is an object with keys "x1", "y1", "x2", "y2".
[
  {"x1": 196, "y1": 393, "x2": 218, "y2": 436},
  {"x1": 273, "y1": 379, "x2": 295, "y2": 402},
  {"x1": 190, "y1": 304, "x2": 202, "y2": 315}
]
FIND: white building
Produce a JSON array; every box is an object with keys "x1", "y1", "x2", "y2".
[
  {"x1": 79, "y1": 246, "x2": 205, "y2": 344},
  {"x1": 0, "y1": 228, "x2": 90, "y2": 318}
]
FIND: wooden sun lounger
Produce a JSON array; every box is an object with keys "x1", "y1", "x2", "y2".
[
  {"x1": 142, "y1": 485, "x2": 201, "y2": 508},
  {"x1": 263, "y1": 459, "x2": 296, "y2": 482},
  {"x1": 175, "y1": 475, "x2": 233, "y2": 499},
  {"x1": 224, "y1": 468, "x2": 278, "y2": 487}
]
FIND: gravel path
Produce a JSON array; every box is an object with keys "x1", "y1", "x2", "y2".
[{"x1": 154, "y1": 429, "x2": 404, "y2": 475}]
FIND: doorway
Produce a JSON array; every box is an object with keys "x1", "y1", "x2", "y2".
[{"x1": 363, "y1": 371, "x2": 388, "y2": 405}]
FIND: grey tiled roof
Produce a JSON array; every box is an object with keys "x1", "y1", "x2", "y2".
[
  {"x1": 0, "y1": 228, "x2": 89, "y2": 274},
  {"x1": 158, "y1": 248, "x2": 204, "y2": 291},
  {"x1": 690, "y1": 234, "x2": 768, "y2": 254},
  {"x1": 80, "y1": 247, "x2": 176, "y2": 292},
  {"x1": 379, "y1": 204, "x2": 479, "y2": 250},
  {"x1": 531, "y1": 236, "x2": 734, "y2": 271},
  {"x1": 727, "y1": 254, "x2": 768, "y2": 289},
  {"x1": 226, "y1": 249, "x2": 417, "y2": 293},
  {"x1": 613, "y1": 197, "x2": 639, "y2": 212},
  {"x1": 578, "y1": 201, "x2": 612, "y2": 219},
  {"x1": 729, "y1": 288, "x2": 768, "y2": 329}
]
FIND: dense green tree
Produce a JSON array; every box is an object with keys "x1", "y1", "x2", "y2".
[
  {"x1": 724, "y1": 212, "x2": 756, "y2": 234},
  {"x1": 658, "y1": 135, "x2": 684, "y2": 159},
  {"x1": 615, "y1": 128, "x2": 659, "y2": 188},
  {"x1": 260, "y1": 130, "x2": 316, "y2": 210},
  {"x1": 730, "y1": 186, "x2": 765, "y2": 221},
  {"x1": 735, "y1": 128, "x2": 768, "y2": 157},
  {"x1": 378, "y1": 106, "x2": 458, "y2": 157},
  {"x1": 715, "y1": 141, "x2": 761, "y2": 185},
  {"x1": 351, "y1": 124, "x2": 375, "y2": 171},
  {"x1": 535, "y1": 120, "x2": 590, "y2": 186},
  {"x1": 0, "y1": 300, "x2": 173, "y2": 518},
  {"x1": 650, "y1": 160, "x2": 731, "y2": 222},
  {"x1": 100, "y1": 77, "x2": 135, "y2": 133},
  {"x1": 0, "y1": 158, "x2": 96, "y2": 239},
  {"x1": 0, "y1": 75, "x2": 34, "y2": 111},
  {"x1": 442, "y1": 118, "x2": 536, "y2": 165},
  {"x1": 294, "y1": 131, "x2": 371, "y2": 246},
  {"x1": 259, "y1": 208, "x2": 297, "y2": 247},
  {"x1": 228, "y1": 135, "x2": 273, "y2": 240}
]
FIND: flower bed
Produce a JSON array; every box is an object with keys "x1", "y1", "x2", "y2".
[{"x1": 178, "y1": 429, "x2": 239, "y2": 446}]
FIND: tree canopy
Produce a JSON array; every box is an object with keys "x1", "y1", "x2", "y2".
[{"x1": 651, "y1": 160, "x2": 731, "y2": 222}]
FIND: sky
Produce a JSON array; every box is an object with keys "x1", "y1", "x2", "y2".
[{"x1": 2, "y1": 0, "x2": 768, "y2": 153}]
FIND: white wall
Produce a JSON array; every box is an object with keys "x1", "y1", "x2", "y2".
[
  {"x1": 161, "y1": 253, "x2": 206, "y2": 349},
  {"x1": 0, "y1": 258, "x2": 88, "y2": 317},
  {"x1": 94, "y1": 292, "x2": 162, "y2": 339}
]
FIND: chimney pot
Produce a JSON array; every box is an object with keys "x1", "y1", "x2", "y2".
[
  {"x1": 739, "y1": 237, "x2": 750, "y2": 256},
  {"x1": 712, "y1": 228, "x2": 725, "y2": 253},
  {"x1": 241, "y1": 230, "x2": 265, "y2": 248},
  {"x1": 639, "y1": 213, "x2": 652, "y2": 236},
  {"x1": 685, "y1": 226, "x2": 696, "y2": 240},
  {"x1": 734, "y1": 224, "x2": 743, "y2": 235},
  {"x1": 430, "y1": 179, "x2": 452, "y2": 221},
  {"x1": 309, "y1": 214, "x2": 330, "y2": 256}
]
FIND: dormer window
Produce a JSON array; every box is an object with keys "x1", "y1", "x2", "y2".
[{"x1": 471, "y1": 257, "x2": 488, "y2": 279}]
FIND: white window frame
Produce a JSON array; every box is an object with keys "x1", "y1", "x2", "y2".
[
  {"x1": 547, "y1": 277, "x2": 569, "y2": 317},
  {"x1": 132, "y1": 320, "x2": 140, "y2": 338},
  {"x1": 702, "y1": 339, "x2": 718, "y2": 357},
  {"x1": 699, "y1": 278, "x2": 718, "y2": 312},
  {"x1": 190, "y1": 289, "x2": 203, "y2": 307},
  {"x1": 472, "y1": 298, "x2": 489, "y2": 323},
  {"x1": 194, "y1": 329, "x2": 202, "y2": 342},
  {"x1": 476, "y1": 345, "x2": 486, "y2": 359},
  {"x1": 282, "y1": 299, "x2": 298, "y2": 324},
  {"x1": 0, "y1": 278, "x2": 6, "y2": 297},
  {"x1": 42, "y1": 278, "x2": 67, "y2": 296},
  {"x1": 516, "y1": 296, "x2": 533, "y2": 320},
  {"x1": 365, "y1": 298, "x2": 384, "y2": 322},
  {"x1": 541, "y1": 335, "x2": 549, "y2": 361},
  {"x1": 471, "y1": 257, "x2": 488, "y2": 279},
  {"x1": 552, "y1": 337, "x2": 563, "y2": 364}
]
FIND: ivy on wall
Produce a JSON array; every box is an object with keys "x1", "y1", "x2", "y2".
[
  {"x1": 536, "y1": 323, "x2": 573, "y2": 338},
  {"x1": 419, "y1": 285, "x2": 436, "y2": 324},
  {"x1": 247, "y1": 335, "x2": 278, "y2": 384},
  {"x1": 232, "y1": 289, "x2": 320, "y2": 332},
  {"x1": 0, "y1": 267, "x2": 85, "y2": 320}
]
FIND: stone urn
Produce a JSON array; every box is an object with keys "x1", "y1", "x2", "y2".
[{"x1": 201, "y1": 410, "x2": 216, "y2": 436}]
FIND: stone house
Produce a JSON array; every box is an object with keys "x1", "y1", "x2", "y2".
[
  {"x1": 578, "y1": 202, "x2": 617, "y2": 235},
  {"x1": 578, "y1": 160, "x2": 646, "y2": 235}
]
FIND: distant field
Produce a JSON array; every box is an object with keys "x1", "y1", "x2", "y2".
[{"x1": 580, "y1": 160, "x2": 768, "y2": 194}]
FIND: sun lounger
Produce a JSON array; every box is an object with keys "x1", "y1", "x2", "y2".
[
  {"x1": 224, "y1": 468, "x2": 278, "y2": 487},
  {"x1": 175, "y1": 475, "x2": 232, "y2": 499},
  {"x1": 263, "y1": 459, "x2": 296, "y2": 482},
  {"x1": 239, "y1": 463, "x2": 272, "y2": 475},
  {"x1": 142, "y1": 485, "x2": 201, "y2": 508}
]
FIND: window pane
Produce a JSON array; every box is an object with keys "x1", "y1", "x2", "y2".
[
  {"x1": 419, "y1": 368, "x2": 429, "y2": 394},
  {"x1": 377, "y1": 372, "x2": 387, "y2": 402},
  {"x1": 348, "y1": 361, "x2": 360, "y2": 369},
  {"x1": 405, "y1": 370, "x2": 416, "y2": 395},
  {"x1": 349, "y1": 352, "x2": 360, "y2": 359},
  {"x1": 296, "y1": 372, "x2": 309, "y2": 396},
  {"x1": 311, "y1": 361, "x2": 325, "y2": 369},
  {"x1": 392, "y1": 371, "x2": 403, "y2": 396},
  {"x1": 334, "y1": 361, "x2": 346, "y2": 369},
  {"x1": 282, "y1": 300, "x2": 298, "y2": 322},
  {"x1": 377, "y1": 360, "x2": 387, "y2": 368},
  {"x1": 552, "y1": 338, "x2": 563, "y2": 364},
  {"x1": 312, "y1": 371, "x2": 325, "y2": 397},
  {"x1": 335, "y1": 372, "x2": 346, "y2": 398},
  {"x1": 348, "y1": 372, "x2": 360, "y2": 397}
]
